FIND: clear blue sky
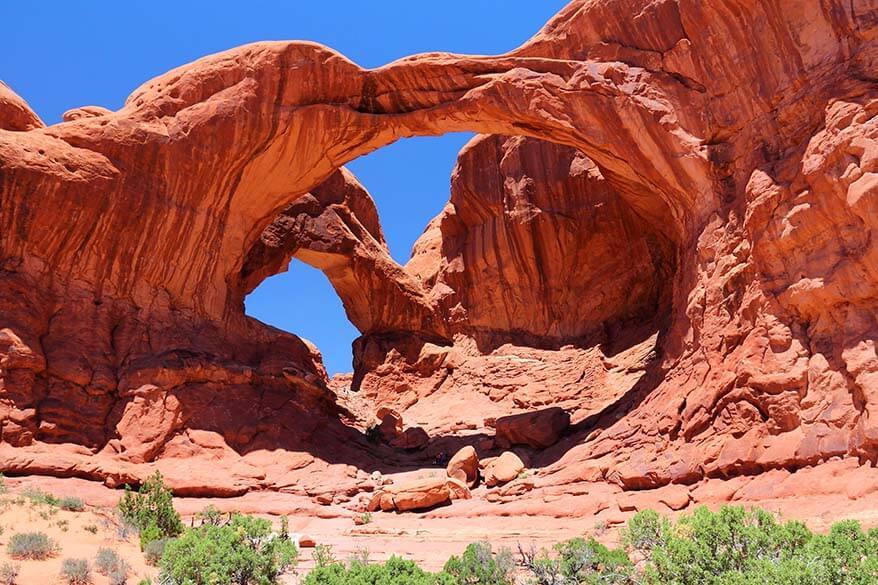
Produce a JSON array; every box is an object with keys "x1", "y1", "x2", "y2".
[{"x1": 2, "y1": 1, "x2": 567, "y2": 374}]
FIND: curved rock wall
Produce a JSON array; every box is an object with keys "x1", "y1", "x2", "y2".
[
  {"x1": 1, "y1": 0, "x2": 877, "y2": 501},
  {"x1": 409, "y1": 134, "x2": 674, "y2": 346}
]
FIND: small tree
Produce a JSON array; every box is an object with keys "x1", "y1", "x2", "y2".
[{"x1": 117, "y1": 471, "x2": 183, "y2": 549}]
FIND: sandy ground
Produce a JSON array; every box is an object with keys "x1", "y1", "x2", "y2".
[
  {"x1": 0, "y1": 484, "x2": 157, "y2": 584},
  {"x1": 3, "y1": 466, "x2": 878, "y2": 583},
  {"x1": 0, "y1": 475, "x2": 608, "y2": 583}
]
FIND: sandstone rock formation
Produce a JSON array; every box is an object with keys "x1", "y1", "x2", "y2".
[
  {"x1": 484, "y1": 452, "x2": 526, "y2": 488},
  {"x1": 495, "y1": 407, "x2": 571, "y2": 449},
  {"x1": 446, "y1": 446, "x2": 479, "y2": 487},
  {"x1": 368, "y1": 476, "x2": 471, "y2": 513},
  {"x1": 2, "y1": 0, "x2": 878, "y2": 517}
]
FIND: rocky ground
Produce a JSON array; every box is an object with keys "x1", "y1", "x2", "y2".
[{"x1": 5, "y1": 451, "x2": 878, "y2": 582}]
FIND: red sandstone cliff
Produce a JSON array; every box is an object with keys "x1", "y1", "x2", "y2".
[{"x1": 1, "y1": 0, "x2": 877, "y2": 507}]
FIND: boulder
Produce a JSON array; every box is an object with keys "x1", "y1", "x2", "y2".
[
  {"x1": 446, "y1": 476, "x2": 472, "y2": 500},
  {"x1": 484, "y1": 451, "x2": 526, "y2": 487},
  {"x1": 376, "y1": 407, "x2": 404, "y2": 442},
  {"x1": 366, "y1": 476, "x2": 470, "y2": 513},
  {"x1": 446, "y1": 446, "x2": 479, "y2": 487},
  {"x1": 390, "y1": 426, "x2": 430, "y2": 450},
  {"x1": 392, "y1": 477, "x2": 450, "y2": 512},
  {"x1": 495, "y1": 407, "x2": 570, "y2": 449}
]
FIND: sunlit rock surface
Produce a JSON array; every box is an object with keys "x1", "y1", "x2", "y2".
[{"x1": 1, "y1": 0, "x2": 877, "y2": 515}]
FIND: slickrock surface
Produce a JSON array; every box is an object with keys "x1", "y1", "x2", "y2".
[{"x1": 2, "y1": 0, "x2": 878, "y2": 532}]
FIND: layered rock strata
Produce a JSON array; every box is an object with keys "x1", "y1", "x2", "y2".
[{"x1": 0, "y1": 0, "x2": 877, "y2": 507}]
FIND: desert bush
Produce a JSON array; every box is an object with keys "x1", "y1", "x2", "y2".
[
  {"x1": 117, "y1": 471, "x2": 182, "y2": 549},
  {"x1": 59, "y1": 496, "x2": 85, "y2": 512},
  {"x1": 159, "y1": 513, "x2": 297, "y2": 585},
  {"x1": 518, "y1": 546, "x2": 565, "y2": 585},
  {"x1": 60, "y1": 558, "x2": 91, "y2": 584},
  {"x1": 622, "y1": 509, "x2": 668, "y2": 553},
  {"x1": 513, "y1": 506, "x2": 878, "y2": 584},
  {"x1": 557, "y1": 538, "x2": 632, "y2": 584},
  {"x1": 95, "y1": 548, "x2": 124, "y2": 575},
  {"x1": 630, "y1": 506, "x2": 878, "y2": 585},
  {"x1": 108, "y1": 564, "x2": 129, "y2": 585},
  {"x1": 22, "y1": 488, "x2": 59, "y2": 507},
  {"x1": 519, "y1": 537, "x2": 632, "y2": 585},
  {"x1": 443, "y1": 541, "x2": 515, "y2": 585},
  {"x1": 96, "y1": 549, "x2": 130, "y2": 584},
  {"x1": 303, "y1": 555, "x2": 455, "y2": 585},
  {"x1": 348, "y1": 547, "x2": 371, "y2": 565},
  {"x1": 7, "y1": 532, "x2": 59, "y2": 560},
  {"x1": 0, "y1": 473, "x2": 6, "y2": 495},
  {"x1": 194, "y1": 504, "x2": 225, "y2": 526},
  {"x1": 312, "y1": 544, "x2": 337, "y2": 568},
  {"x1": 0, "y1": 563, "x2": 19, "y2": 585},
  {"x1": 144, "y1": 537, "x2": 169, "y2": 566}
]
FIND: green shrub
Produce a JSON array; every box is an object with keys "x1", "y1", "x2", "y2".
[
  {"x1": 518, "y1": 543, "x2": 562, "y2": 585},
  {"x1": 0, "y1": 473, "x2": 6, "y2": 495},
  {"x1": 84, "y1": 524, "x2": 98, "y2": 534},
  {"x1": 558, "y1": 538, "x2": 632, "y2": 583},
  {"x1": 520, "y1": 538, "x2": 632, "y2": 585},
  {"x1": 60, "y1": 558, "x2": 91, "y2": 585},
  {"x1": 622, "y1": 509, "x2": 668, "y2": 553},
  {"x1": 159, "y1": 513, "x2": 297, "y2": 585},
  {"x1": 7, "y1": 532, "x2": 59, "y2": 560},
  {"x1": 630, "y1": 506, "x2": 878, "y2": 585},
  {"x1": 22, "y1": 488, "x2": 59, "y2": 507},
  {"x1": 0, "y1": 562, "x2": 19, "y2": 585},
  {"x1": 312, "y1": 544, "x2": 337, "y2": 568},
  {"x1": 117, "y1": 471, "x2": 183, "y2": 550},
  {"x1": 303, "y1": 555, "x2": 454, "y2": 585},
  {"x1": 59, "y1": 496, "x2": 85, "y2": 512},
  {"x1": 443, "y1": 541, "x2": 514, "y2": 585},
  {"x1": 194, "y1": 505, "x2": 224, "y2": 526}
]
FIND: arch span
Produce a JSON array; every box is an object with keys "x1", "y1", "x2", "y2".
[{"x1": 7, "y1": 40, "x2": 711, "y2": 323}]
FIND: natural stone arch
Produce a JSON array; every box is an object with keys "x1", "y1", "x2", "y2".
[
  {"x1": 113, "y1": 40, "x2": 712, "y2": 320},
  {"x1": 3, "y1": 0, "x2": 876, "y2": 499}
]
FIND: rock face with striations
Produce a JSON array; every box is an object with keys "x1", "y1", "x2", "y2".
[{"x1": 1, "y1": 0, "x2": 878, "y2": 505}]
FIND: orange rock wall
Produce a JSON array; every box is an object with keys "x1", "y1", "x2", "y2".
[{"x1": 1, "y1": 0, "x2": 877, "y2": 498}]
